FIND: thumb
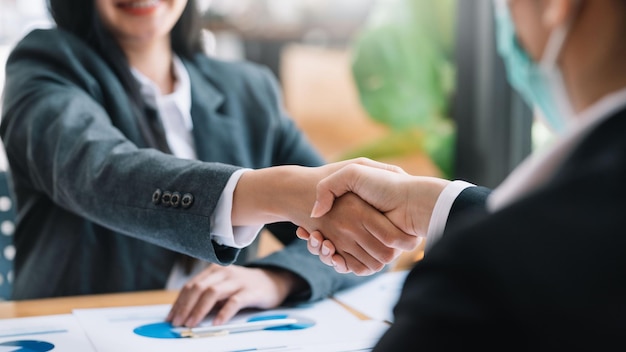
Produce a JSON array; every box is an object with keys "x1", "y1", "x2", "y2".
[{"x1": 310, "y1": 170, "x2": 354, "y2": 218}]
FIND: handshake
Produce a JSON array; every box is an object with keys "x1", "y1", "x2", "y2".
[{"x1": 296, "y1": 158, "x2": 450, "y2": 275}]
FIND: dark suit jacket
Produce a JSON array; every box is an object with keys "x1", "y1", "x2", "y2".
[
  {"x1": 373, "y1": 107, "x2": 626, "y2": 351},
  {"x1": 0, "y1": 28, "x2": 370, "y2": 300}
]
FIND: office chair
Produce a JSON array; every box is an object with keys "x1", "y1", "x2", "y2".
[{"x1": 0, "y1": 171, "x2": 15, "y2": 300}]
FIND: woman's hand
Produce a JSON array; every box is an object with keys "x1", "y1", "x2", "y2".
[{"x1": 166, "y1": 264, "x2": 306, "y2": 328}]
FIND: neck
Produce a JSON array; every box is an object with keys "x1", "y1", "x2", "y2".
[
  {"x1": 562, "y1": 2, "x2": 626, "y2": 115},
  {"x1": 121, "y1": 37, "x2": 176, "y2": 95}
]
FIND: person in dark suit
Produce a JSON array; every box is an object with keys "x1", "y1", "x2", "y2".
[
  {"x1": 300, "y1": 0, "x2": 626, "y2": 349},
  {"x1": 0, "y1": 0, "x2": 417, "y2": 328}
]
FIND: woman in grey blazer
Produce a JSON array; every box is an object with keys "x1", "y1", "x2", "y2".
[{"x1": 0, "y1": 0, "x2": 417, "y2": 328}]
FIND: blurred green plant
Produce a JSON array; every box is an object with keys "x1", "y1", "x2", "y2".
[{"x1": 345, "y1": 0, "x2": 456, "y2": 178}]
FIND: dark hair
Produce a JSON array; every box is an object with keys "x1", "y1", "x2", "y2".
[{"x1": 46, "y1": 0, "x2": 204, "y2": 119}]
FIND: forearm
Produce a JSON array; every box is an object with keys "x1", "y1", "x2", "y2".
[{"x1": 232, "y1": 165, "x2": 319, "y2": 227}]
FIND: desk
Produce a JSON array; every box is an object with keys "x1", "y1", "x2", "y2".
[
  {"x1": 0, "y1": 289, "x2": 371, "y2": 321},
  {"x1": 0, "y1": 233, "x2": 420, "y2": 320},
  {"x1": 0, "y1": 290, "x2": 179, "y2": 319}
]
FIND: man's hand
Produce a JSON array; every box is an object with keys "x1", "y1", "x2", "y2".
[{"x1": 298, "y1": 161, "x2": 449, "y2": 273}]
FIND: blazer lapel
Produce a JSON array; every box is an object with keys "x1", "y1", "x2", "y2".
[{"x1": 184, "y1": 59, "x2": 245, "y2": 164}]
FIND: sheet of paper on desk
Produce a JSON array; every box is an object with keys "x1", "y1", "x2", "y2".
[
  {"x1": 0, "y1": 314, "x2": 96, "y2": 351},
  {"x1": 332, "y1": 269, "x2": 410, "y2": 323},
  {"x1": 73, "y1": 299, "x2": 389, "y2": 352}
]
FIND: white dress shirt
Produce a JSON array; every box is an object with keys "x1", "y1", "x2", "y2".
[
  {"x1": 131, "y1": 56, "x2": 262, "y2": 289},
  {"x1": 425, "y1": 87, "x2": 626, "y2": 252}
]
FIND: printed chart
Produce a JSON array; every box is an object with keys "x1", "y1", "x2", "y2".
[
  {"x1": 333, "y1": 269, "x2": 410, "y2": 323},
  {"x1": 73, "y1": 301, "x2": 389, "y2": 352},
  {"x1": 0, "y1": 314, "x2": 95, "y2": 352}
]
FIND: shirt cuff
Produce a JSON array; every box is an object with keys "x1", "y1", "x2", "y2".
[
  {"x1": 424, "y1": 180, "x2": 476, "y2": 253},
  {"x1": 211, "y1": 168, "x2": 264, "y2": 249}
]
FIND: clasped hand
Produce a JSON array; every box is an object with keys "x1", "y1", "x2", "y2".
[{"x1": 297, "y1": 158, "x2": 449, "y2": 274}]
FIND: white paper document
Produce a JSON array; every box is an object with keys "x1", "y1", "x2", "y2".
[
  {"x1": 0, "y1": 314, "x2": 96, "y2": 351},
  {"x1": 73, "y1": 299, "x2": 389, "y2": 352},
  {"x1": 332, "y1": 270, "x2": 410, "y2": 323}
]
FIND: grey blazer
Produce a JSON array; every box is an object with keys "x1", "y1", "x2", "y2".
[{"x1": 1, "y1": 28, "x2": 370, "y2": 300}]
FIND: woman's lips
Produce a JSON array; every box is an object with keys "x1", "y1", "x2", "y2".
[{"x1": 117, "y1": 0, "x2": 161, "y2": 16}]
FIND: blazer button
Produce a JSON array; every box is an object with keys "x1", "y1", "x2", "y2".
[
  {"x1": 181, "y1": 193, "x2": 194, "y2": 209},
  {"x1": 170, "y1": 192, "x2": 181, "y2": 208},
  {"x1": 152, "y1": 189, "x2": 162, "y2": 205},
  {"x1": 161, "y1": 191, "x2": 172, "y2": 207}
]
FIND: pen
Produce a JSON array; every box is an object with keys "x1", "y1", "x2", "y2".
[{"x1": 171, "y1": 318, "x2": 298, "y2": 338}]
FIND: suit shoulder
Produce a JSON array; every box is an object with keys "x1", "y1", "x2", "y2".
[
  {"x1": 190, "y1": 53, "x2": 278, "y2": 89},
  {"x1": 12, "y1": 27, "x2": 85, "y2": 53}
]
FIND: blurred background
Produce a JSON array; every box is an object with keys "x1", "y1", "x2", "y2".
[
  {"x1": 0, "y1": 0, "x2": 552, "y2": 268},
  {"x1": 0, "y1": 0, "x2": 551, "y2": 184}
]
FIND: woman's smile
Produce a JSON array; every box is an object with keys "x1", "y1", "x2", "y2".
[
  {"x1": 96, "y1": 0, "x2": 187, "y2": 46},
  {"x1": 116, "y1": 0, "x2": 163, "y2": 16}
]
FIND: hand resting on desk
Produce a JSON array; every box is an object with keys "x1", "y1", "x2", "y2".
[{"x1": 166, "y1": 264, "x2": 306, "y2": 328}]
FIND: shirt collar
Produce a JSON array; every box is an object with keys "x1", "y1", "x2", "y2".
[
  {"x1": 487, "y1": 87, "x2": 626, "y2": 212},
  {"x1": 130, "y1": 55, "x2": 193, "y2": 130}
]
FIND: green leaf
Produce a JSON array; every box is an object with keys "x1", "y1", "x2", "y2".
[{"x1": 349, "y1": 0, "x2": 457, "y2": 178}]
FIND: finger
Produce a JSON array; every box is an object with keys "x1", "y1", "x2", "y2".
[
  {"x1": 352, "y1": 157, "x2": 409, "y2": 175},
  {"x1": 320, "y1": 240, "x2": 351, "y2": 273},
  {"x1": 169, "y1": 269, "x2": 227, "y2": 327},
  {"x1": 310, "y1": 168, "x2": 354, "y2": 218},
  {"x1": 364, "y1": 216, "x2": 420, "y2": 252},
  {"x1": 184, "y1": 280, "x2": 239, "y2": 327},
  {"x1": 296, "y1": 227, "x2": 311, "y2": 240},
  {"x1": 320, "y1": 239, "x2": 336, "y2": 256},
  {"x1": 328, "y1": 232, "x2": 384, "y2": 275},
  {"x1": 338, "y1": 248, "x2": 381, "y2": 276},
  {"x1": 335, "y1": 218, "x2": 398, "y2": 270},
  {"x1": 318, "y1": 239, "x2": 337, "y2": 268},
  {"x1": 306, "y1": 231, "x2": 324, "y2": 255},
  {"x1": 212, "y1": 292, "x2": 247, "y2": 326},
  {"x1": 169, "y1": 286, "x2": 204, "y2": 327},
  {"x1": 183, "y1": 288, "x2": 221, "y2": 327},
  {"x1": 330, "y1": 253, "x2": 350, "y2": 273}
]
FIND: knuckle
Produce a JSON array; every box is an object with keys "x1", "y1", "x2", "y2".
[
  {"x1": 226, "y1": 295, "x2": 242, "y2": 307},
  {"x1": 183, "y1": 282, "x2": 200, "y2": 292},
  {"x1": 378, "y1": 249, "x2": 397, "y2": 265}
]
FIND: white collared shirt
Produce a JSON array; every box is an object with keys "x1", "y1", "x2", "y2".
[
  {"x1": 425, "y1": 87, "x2": 626, "y2": 252},
  {"x1": 131, "y1": 57, "x2": 262, "y2": 288}
]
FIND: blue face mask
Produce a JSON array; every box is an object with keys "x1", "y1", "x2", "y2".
[{"x1": 493, "y1": 0, "x2": 576, "y2": 134}]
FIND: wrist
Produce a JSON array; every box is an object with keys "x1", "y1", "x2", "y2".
[
  {"x1": 407, "y1": 176, "x2": 450, "y2": 236},
  {"x1": 263, "y1": 268, "x2": 309, "y2": 300},
  {"x1": 232, "y1": 165, "x2": 318, "y2": 227}
]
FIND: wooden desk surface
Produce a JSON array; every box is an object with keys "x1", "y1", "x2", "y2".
[
  {"x1": 0, "y1": 289, "x2": 374, "y2": 321},
  {"x1": 0, "y1": 290, "x2": 179, "y2": 319}
]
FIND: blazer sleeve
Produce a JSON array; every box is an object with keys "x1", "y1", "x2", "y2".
[{"x1": 445, "y1": 185, "x2": 492, "y2": 232}]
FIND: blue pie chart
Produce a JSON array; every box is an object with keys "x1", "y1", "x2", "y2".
[
  {"x1": 0, "y1": 340, "x2": 55, "y2": 352},
  {"x1": 134, "y1": 313, "x2": 316, "y2": 339}
]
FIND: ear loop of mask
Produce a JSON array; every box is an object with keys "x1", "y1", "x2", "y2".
[{"x1": 540, "y1": 0, "x2": 582, "y2": 68}]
